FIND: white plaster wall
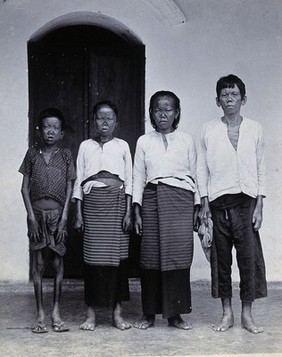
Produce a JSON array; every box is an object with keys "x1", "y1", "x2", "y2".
[{"x1": 0, "y1": 0, "x2": 281, "y2": 282}]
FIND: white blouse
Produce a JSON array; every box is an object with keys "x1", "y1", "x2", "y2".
[
  {"x1": 197, "y1": 117, "x2": 266, "y2": 202},
  {"x1": 72, "y1": 138, "x2": 132, "y2": 200},
  {"x1": 133, "y1": 130, "x2": 199, "y2": 206}
]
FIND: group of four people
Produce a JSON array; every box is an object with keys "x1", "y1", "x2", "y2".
[{"x1": 19, "y1": 74, "x2": 267, "y2": 335}]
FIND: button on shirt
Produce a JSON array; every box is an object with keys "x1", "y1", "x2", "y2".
[
  {"x1": 72, "y1": 138, "x2": 133, "y2": 201},
  {"x1": 133, "y1": 130, "x2": 199, "y2": 206},
  {"x1": 197, "y1": 117, "x2": 266, "y2": 202}
]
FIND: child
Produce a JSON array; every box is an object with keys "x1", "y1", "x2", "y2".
[
  {"x1": 72, "y1": 100, "x2": 132, "y2": 331},
  {"x1": 197, "y1": 74, "x2": 267, "y2": 334},
  {"x1": 19, "y1": 108, "x2": 76, "y2": 333},
  {"x1": 133, "y1": 91, "x2": 199, "y2": 330}
]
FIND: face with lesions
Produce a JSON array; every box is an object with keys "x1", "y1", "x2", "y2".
[
  {"x1": 94, "y1": 105, "x2": 117, "y2": 137},
  {"x1": 216, "y1": 84, "x2": 247, "y2": 116},
  {"x1": 151, "y1": 95, "x2": 179, "y2": 134},
  {"x1": 40, "y1": 116, "x2": 64, "y2": 146}
]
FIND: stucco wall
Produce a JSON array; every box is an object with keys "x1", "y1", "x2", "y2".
[{"x1": 0, "y1": 0, "x2": 281, "y2": 282}]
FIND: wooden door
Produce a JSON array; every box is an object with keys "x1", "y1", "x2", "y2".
[{"x1": 28, "y1": 26, "x2": 144, "y2": 278}]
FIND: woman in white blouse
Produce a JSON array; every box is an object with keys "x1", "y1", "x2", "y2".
[
  {"x1": 133, "y1": 91, "x2": 199, "y2": 330},
  {"x1": 72, "y1": 101, "x2": 132, "y2": 331}
]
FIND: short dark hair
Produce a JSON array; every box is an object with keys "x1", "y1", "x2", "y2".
[
  {"x1": 37, "y1": 108, "x2": 65, "y2": 130},
  {"x1": 216, "y1": 74, "x2": 246, "y2": 99},
  {"x1": 149, "y1": 90, "x2": 181, "y2": 129},
  {"x1": 93, "y1": 100, "x2": 118, "y2": 118}
]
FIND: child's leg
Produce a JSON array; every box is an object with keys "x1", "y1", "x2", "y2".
[
  {"x1": 212, "y1": 297, "x2": 234, "y2": 332},
  {"x1": 31, "y1": 250, "x2": 47, "y2": 332},
  {"x1": 241, "y1": 301, "x2": 264, "y2": 334},
  {"x1": 51, "y1": 254, "x2": 69, "y2": 332},
  {"x1": 79, "y1": 305, "x2": 96, "y2": 331},
  {"x1": 113, "y1": 302, "x2": 131, "y2": 330}
]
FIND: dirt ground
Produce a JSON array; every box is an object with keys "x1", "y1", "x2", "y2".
[{"x1": 0, "y1": 279, "x2": 281, "y2": 357}]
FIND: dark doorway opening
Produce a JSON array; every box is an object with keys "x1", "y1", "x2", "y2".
[{"x1": 28, "y1": 24, "x2": 145, "y2": 278}]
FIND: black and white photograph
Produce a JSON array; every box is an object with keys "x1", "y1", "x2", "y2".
[{"x1": 0, "y1": 1, "x2": 281, "y2": 356}]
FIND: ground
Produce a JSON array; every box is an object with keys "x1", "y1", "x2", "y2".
[{"x1": 0, "y1": 280, "x2": 281, "y2": 357}]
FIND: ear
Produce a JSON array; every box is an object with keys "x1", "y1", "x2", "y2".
[
  {"x1": 216, "y1": 97, "x2": 221, "y2": 107},
  {"x1": 241, "y1": 95, "x2": 247, "y2": 106},
  {"x1": 60, "y1": 130, "x2": 64, "y2": 139},
  {"x1": 175, "y1": 108, "x2": 180, "y2": 120}
]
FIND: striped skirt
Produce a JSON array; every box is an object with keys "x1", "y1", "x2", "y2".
[
  {"x1": 83, "y1": 186, "x2": 129, "y2": 266},
  {"x1": 140, "y1": 183, "x2": 194, "y2": 318},
  {"x1": 141, "y1": 183, "x2": 194, "y2": 271}
]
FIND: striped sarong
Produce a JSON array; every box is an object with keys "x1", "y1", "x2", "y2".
[
  {"x1": 141, "y1": 183, "x2": 194, "y2": 271},
  {"x1": 140, "y1": 183, "x2": 194, "y2": 317},
  {"x1": 83, "y1": 186, "x2": 129, "y2": 266}
]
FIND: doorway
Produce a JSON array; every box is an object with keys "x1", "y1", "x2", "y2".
[{"x1": 28, "y1": 24, "x2": 145, "y2": 278}]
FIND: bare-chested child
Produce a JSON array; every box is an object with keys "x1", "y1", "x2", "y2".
[
  {"x1": 197, "y1": 74, "x2": 267, "y2": 334},
  {"x1": 19, "y1": 108, "x2": 76, "y2": 333}
]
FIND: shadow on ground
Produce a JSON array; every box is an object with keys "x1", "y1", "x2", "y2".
[{"x1": 0, "y1": 280, "x2": 281, "y2": 357}]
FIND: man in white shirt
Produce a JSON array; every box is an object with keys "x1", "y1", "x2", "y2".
[{"x1": 197, "y1": 74, "x2": 267, "y2": 334}]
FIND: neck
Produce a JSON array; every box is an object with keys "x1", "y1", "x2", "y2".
[
  {"x1": 156, "y1": 128, "x2": 175, "y2": 134},
  {"x1": 97, "y1": 135, "x2": 113, "y2": 144},
  {"x1": 42, "y1": 144, "x2": 59, "y2": 153},
  {"x1": 223, "y1": 114, "x2": 242, "y2": 126}
]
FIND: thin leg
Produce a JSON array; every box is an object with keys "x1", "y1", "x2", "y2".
[
  {"x1": 212, "y1": 297, "x2": 234, "y2": 332},
  {"x1": 241, "y1": 301, "x2": 263, "y2": 334},
  {"x1": 31, "y1": 250, "x2": 48, "y2": 333},
  {"x1": 51, "y1": 255, "x2": 69, "y2": 332}
]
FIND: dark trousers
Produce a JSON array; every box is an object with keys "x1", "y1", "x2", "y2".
[{"x1": 210, "y1": 197, "x2": 267, "y2": 301}]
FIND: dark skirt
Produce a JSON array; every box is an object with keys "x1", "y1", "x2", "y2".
[
  {"x1": 84, "y1": 260, "x2": 130, "y2": 308},
  {"x1": 140, "y1": 183, "x2": 194, "y2": 318}
]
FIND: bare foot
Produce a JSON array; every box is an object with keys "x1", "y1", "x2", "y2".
[
  {"x1": 168, "y1": 315, "x2": 192, "y2": 330},
  {"x1": 241, "y1": 315, "x2": 264, "y2": 334},
  {"x1": 212, "y1": 314, "x2": 234, "y2": 332},
  {"x1": 133, "y1": 314, "x2": 155, "y2": 330},
  {"x1": 113, "y1": 317, "x2": 132, "y2": 331},
  {"x1": 112, "y1": 303, "x2": 131, "y2": 330},
  {"x1": 80, "y1": 306, "x2": 96, "y2": 331}
]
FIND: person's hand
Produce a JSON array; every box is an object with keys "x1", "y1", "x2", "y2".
[
  {"x1": 193, "y1": 205, "x2": 200, "y2": 232},
  {"x1": 134, "y1": 213, "x2": 143, "y2": 236},
  {"x1": 123, "y1": 212, "x2": 132, "y2": 232},
  {"x1": 198, "y1": 198, "x2": 212, "y2": 226},
  {"x1": 27, "y1": 217, "x2": 41, "y2": 242},
  {"x1": 74, "y1": 214, "x2": 84, "y2": 233},
  {"x1": 56, "y1": 218, "x2": 68, "y2": 243},
  {"x1": 252, "y1": 203, "x2": 263, "y2": 231}
]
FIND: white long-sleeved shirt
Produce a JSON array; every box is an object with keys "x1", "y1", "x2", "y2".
[
  {"x1": 72, "y1": 138, "x2": 132, "y2": 200},
  {"x1": 133, "y1": 130, "x2": 199, "y2": 206},
  {"x1": 197, "y1": 117, "x2": 266, "y2": 202}
]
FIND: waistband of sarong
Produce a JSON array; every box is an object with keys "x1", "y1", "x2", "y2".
[
  {"x1": 32, "y1": 205, "x2": 62, "y2": 216},
  {"x1": 81, "y1": 171, "x2": 122, "y2": 187},
  {"x1": 145, "y1": 182, "x2": 158, "y2": 191}
]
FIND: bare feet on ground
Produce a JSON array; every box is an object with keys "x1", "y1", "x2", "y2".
[
  {"x1": 79, "y1": 306, "x2": 96, "y2": 331},
  {"x1": 168, "y1": 315, "x2": 192, "y2": 330},
  {"x1": 212, "y1": 313, "x2": 234, "y2": 332},
  {"x1": 241, "y1": 314, "x2": 264, "y2": 334},
  {"x1": 112, "y1": 303, "x2": 131, "y2": 330},
  {"x1": 133, "y1": 314, "x2": 155, "y2": 330}
]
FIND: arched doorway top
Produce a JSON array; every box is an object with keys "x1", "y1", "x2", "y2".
[{"x1": 29, "y1": 11, "x2": 143, "y2": 44}]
